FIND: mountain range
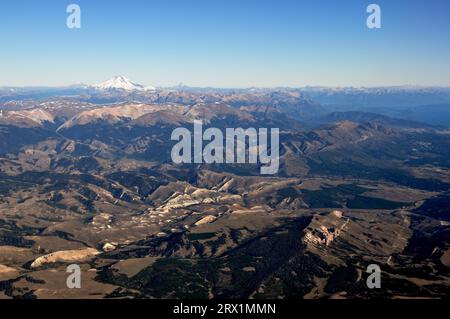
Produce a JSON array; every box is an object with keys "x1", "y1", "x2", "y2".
[
  {"x1": 0, "y1": 77, "x2": 449, "y2": 299},
  {"x1": 3, "y1": 76, "x2": 450, "y2": 126}
]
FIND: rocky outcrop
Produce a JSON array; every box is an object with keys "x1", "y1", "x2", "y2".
[
  {"x1": 304, "y1": 226, "x2": 340, "y2": 246},
  {"x1": 102, "y1": 243, "x2": 117, "y2": 252},
  {"x1": 303, "y1": 211, "x2": 348, "y2": 247},
  {"x1": 194, "y1": 215, "x2": 217, "y2": 226},
  {"x1": 30, "y1": 248, "x2": 100, "y2": 268},
  {"x1": 153, "y1": 184, "x2": 241, "y2": 213}
]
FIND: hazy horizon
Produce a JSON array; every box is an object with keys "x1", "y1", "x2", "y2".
[{"x1": 2, "y1": 75, "x2": 450, "y2": 90}]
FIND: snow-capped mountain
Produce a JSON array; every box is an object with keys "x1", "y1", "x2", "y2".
[{"x1": 93, "y1": 76, "x2": 156, "y2": 92}]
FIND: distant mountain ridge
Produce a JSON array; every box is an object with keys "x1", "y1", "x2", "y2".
[
  {"x1": 2, "y1": 80, "x2": 450, "y2": 126},
  {"x1": 299, "y1": 86, "x2": 450, "y2": 108}
]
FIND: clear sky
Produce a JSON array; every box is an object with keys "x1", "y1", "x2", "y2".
[{"x1": 1, "y1": 0, "x2": 450, "y2": 87}]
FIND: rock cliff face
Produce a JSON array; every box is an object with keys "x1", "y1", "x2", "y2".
[
  {"x1": 305, "y1": 226, "x2": 339, "y2": 246},
  {"x1": 304, "y1": 211, "x2": 348, "y2": 247}
]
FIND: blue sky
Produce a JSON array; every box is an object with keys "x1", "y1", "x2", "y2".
[{"x1": 1, "y1": 0, "x2": 450, "y2": 87}]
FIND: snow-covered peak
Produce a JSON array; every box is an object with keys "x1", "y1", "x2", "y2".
[{"x1": 93, "y1": 76, "x2": 155, "y2": 92}]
